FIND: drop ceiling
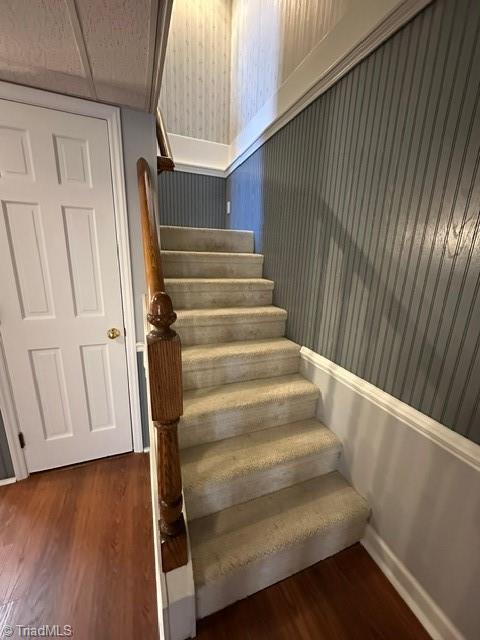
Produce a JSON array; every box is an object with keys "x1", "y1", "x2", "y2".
[{"x1": 0, "y1": 0, "x2": 172, "y2": 112}]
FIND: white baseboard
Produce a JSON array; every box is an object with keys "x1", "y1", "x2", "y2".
[
  {"x1": 300, "y1": 347, "x2": 480, "y2": 640},
  {"x1": 362, "y1": 525, "x2": 464, "y2": 640},
  {"x1": 0, "y1": 477, "x2": 16, "y2": 487}
]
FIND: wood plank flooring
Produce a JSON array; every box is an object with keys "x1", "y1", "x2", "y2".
[
  {"x1": 0, "y1": 454, "x2": 429, "y2": 639},
  {"x1": 197, "y1": 544, "x2": 430, "y2": 640},
  {"x1": 0, "y1": 453, "x2": 158, "y2": 639}
]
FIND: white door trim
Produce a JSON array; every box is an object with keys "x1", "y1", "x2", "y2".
[{"x1": 0, "y1": 81, "x2": 143, "y2": 474}]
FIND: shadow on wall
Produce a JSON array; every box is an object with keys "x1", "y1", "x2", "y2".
[
  {"x1": 314, "y1": 367, "x2": 480, "y2": 639},
  {"x1": 226, "y1": 0, "x2": 480, "y2": 444},
  {"x1": 227, "y1": 137, "x2": 480, "y2": 446}
]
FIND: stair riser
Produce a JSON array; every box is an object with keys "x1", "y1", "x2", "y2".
[
  {"x1": 169, "y1": 289, "x2": 273, "y2": 309},
  {"x1": 163, "y1": 259, "x2": 263, "y2": 278},
  {"x1": 183, "y1": 355, "x2": 300, "y2": 389},
  {"x1": 175, "y1": 320, "x2": 286, "y2": 346},
  {"x1": 185, "y1": 449, "x2": 341, "y2": 520},
  {"x1": 179, "y1": 396, "x2": 318, "y2": 449},
  {"x1": 160, "y1": 227, "x2": 254, "y2": 253},
  {"x1": 195, "y1": 517, "x2": 367, "y2": 619}
]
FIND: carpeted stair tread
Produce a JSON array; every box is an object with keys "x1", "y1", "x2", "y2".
[
  {"x1": 182, "y1": 418, "x2": 340, "y2": 490},
  {"x1": 160, "y1": 225, "x2": 254, "y2": 253},
  {"x1": 165, "y1": 277, "x2": 274, "y2": 291},
  {"x1": 175, "y1": 305, "x2": 287, "y2": 327},
  {"x1": 183, "y1": 374, "x2": 319, "y2": 421},
  {"x1": 162, "y1": 250, "x2": 263, "y2": 263},
  {"x1": 190, "y1": 471, "x2": 369, "y2": 586},
  {"x1": 162, "y1": 250, "x2": 264, "y2": 278},
  {"x1": 182, "y1": 337, "x2": 300, "y2": 369},
  {"x1": 166, "y1": 278, "x2": 275, "y2": 309}
]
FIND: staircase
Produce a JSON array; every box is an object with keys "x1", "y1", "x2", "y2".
[{"x1": 161, "y1": 224, "x2": 369, "y2": 619}]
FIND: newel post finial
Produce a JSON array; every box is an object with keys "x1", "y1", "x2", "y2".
[{"x1": 147, "y1": 291, "x2": 177, "y2": 339}]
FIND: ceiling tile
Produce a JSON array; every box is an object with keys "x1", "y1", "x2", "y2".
[
  {"x1": 0, "y1": 0, "x2": 90, "y2": 97},
  {"x1": 75, "y1": 0, "x2": 154, "y2": 109}
]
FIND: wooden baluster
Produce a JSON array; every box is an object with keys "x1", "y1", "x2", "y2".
[{"x1": 137, "y1": 157, "x2": 187, "y2": 572}]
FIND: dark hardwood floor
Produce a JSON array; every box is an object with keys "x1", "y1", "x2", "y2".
[
  {"x1": 0, "y1": 454, "x2": 429, "y2": 640},
  {"x1": 0, "y1": 453, "x2": 158, "y2": 640},
  {"x1": 197, "y1": 544, "x2": 430, "y2": 640}
]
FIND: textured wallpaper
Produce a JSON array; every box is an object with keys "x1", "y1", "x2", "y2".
[
  {"x1": 227, "y1": 0, "x2": 480, "y2": 445},
  {"x1": 160, "y1": 0, "x2": 349, "y2": 143},
  {"x1": 230, "y1": 0, "x2": 350, "y2": 139},
  {"x1": 159, "y1": 0, "x2": 231, "y2": 143}
]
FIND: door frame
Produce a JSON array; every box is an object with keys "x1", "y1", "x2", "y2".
[{"x1": 0, "y1": 81, "x2": 143, "y2": 480}]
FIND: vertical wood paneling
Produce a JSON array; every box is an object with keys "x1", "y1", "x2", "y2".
[
  {"x1": 158, "y1": 171, "x2": 226, "y2": 229},
  {"x1": 0, "y1": 411, "x2": 14, "y2": 480},
  {"x1": 227, "y1": 0, "x2": 480, "y2": 445}
]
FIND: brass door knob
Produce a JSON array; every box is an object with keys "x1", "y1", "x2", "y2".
[{"x1": 107, "y1": 327, "x2": 121, "y2": 340}]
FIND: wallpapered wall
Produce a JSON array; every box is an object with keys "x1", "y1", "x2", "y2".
[
  {"x1": 229, "y1": 0, "x2": 349, "y2": 139},
  {"x1": 160, "y1": 0, "x2": 231, "y2": 143},
  {"x1": 160, "y1": 0, "x2": 348, "y2": 144},
  {"x1": 228, "y1": 0, "x2": 480, "y2": 444}
]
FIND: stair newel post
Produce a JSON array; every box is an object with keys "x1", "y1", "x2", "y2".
[
  {"x1": 138, "y1": 157, "x2": 188, "y2": 572},
  {"x1": 147, "y1": 291, "x2": 188, "y2": 570}
]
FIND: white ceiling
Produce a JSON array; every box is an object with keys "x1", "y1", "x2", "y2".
[{"x1": 0, "y1": 0, "x2": 172, "y2": 112}]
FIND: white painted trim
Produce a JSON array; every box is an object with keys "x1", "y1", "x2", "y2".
[
  {"x1": 0, "y1": 477, "x2": 16, "y2": 487},
  {"x1": 107, "y1": 108, "x2": 143, "y2": 453},
  {"x1": 0, "y1": 335, "x2": 28, "y2": 480},
  {"x1": 362, "y1": 525, "x2": 464, "y2": 640},
  {"x1": 174, "y1": 162, "x2": 227, "y2": 179},
  {"x1": 300, "y1": 347, "x2": 480, "y2": 472},
  {"x1": 165, "y1": 0, "x2": 430, "y2": 177},
  {"x1": 0, "y1": 81, "x2": 143, "y2": 460},
  {"x1": 168, "y1": 134, "x2": 229, "y2": 178}
]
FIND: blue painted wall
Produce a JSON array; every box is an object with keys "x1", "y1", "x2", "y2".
[
  {"x1": 0, "y1": 411, "x2": 14, "y2": 480},
  {"x1": 227, "y1": 0, "x2": 480, "y2": 444},
  {"x1": 158, "y1": 171, "x2": 226, "y2": 229}
]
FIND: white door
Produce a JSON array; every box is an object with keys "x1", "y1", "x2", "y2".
[{"x1": 0, "y1": 99, "x2": 133, "y2": 472}]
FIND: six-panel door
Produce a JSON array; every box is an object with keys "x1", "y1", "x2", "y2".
[{"x1": 0, "y1": 99, "x2": 133, "y2": 472}]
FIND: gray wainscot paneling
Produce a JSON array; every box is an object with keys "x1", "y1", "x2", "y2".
[
  {"x1": 228, "y1": 0, "x2": 480, "y2": 444},
  {"x1": 0, "y1": 411, "x2": 14, "y2": 480},
  {"x1": 158, "y1": 171, "x2": 226, "y2": 229},
  {"x1": 137, "y1": 350, "x2": 150, "y2": 448}
]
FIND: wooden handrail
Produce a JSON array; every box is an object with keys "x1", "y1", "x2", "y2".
[
  {"x1": 137, "y1": 157, "x2": 187, "y2": 572},
  {"x1": 156, "y1": 108, "x2": 175, "y2": 173}
]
